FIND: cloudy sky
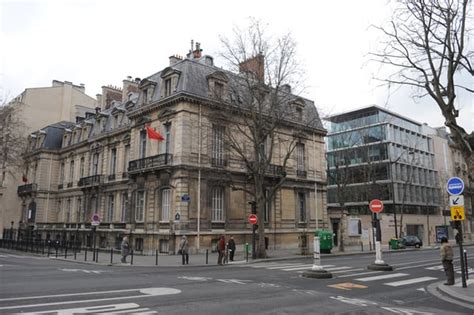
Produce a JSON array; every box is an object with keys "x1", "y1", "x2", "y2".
[{"x1": 1, "y1": 0, "x2": 472, "y2": 132}]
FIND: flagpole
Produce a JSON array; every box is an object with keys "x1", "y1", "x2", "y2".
[{"x1": 197, "y1": 104, "x2": 202, "y2": 252}]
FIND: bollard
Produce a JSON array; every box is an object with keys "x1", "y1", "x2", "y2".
[
  {"x1": 95, "y1": 248, "x2": 99, "y2": 263},
  {"x1": 65, "y1": 246, "x2": 68, "y2": 259},
  {"x1": 246, "y1": 243, "x2": 249, "y2": 263},
  {"x1": 47, "y1": 244, "x2": 51, "y2": 257},
  {"x1": 206, "y1": 249, "x2": 208, "y2": 265},
  {"x1": 464, "y1": 250, "x2": 469, "y2": 280},
  {"x1": 42, "y1": 243, "x2": 45, "y2": 256},
  {"x1": 84, "y1": 248, "x2": 88, "y2": 261},
  {"x1": 74, "y1": 246, "x2": 77, "y2": 260},
  {"x1": 55, "y1": 246, "x2": 58, "y2": 258},
  {"x1": 130, "y1": 250, "x2": 134, "y2": 265},
  {"x1": 361, "y1": 242, "x2": 364, "y2": 252},
  {"x1": 110, "y1": 248, "x2": 113, "y2": 264},
  {"x1": 155, "y1": 249, "x2": 158, "y2": 266}
]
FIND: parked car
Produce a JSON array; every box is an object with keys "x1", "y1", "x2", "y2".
[{"x1": 401, "y1": 235, "x2": 423, "y2": 248}]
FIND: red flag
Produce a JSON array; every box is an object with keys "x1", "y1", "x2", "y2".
[
  {"x1": 146, "y1": 125, "x2": 164, "y2": 141},
  {"x1": 22, "y1": 175, "x2": 28, "y2": 183}
]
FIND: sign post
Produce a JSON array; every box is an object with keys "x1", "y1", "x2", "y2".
[
  {"x1": 367, "y1": 199, "x2": 392, "y2": 271},
  {"x1": 446, "y1": 177, "x2": 467, "y2": 288}
]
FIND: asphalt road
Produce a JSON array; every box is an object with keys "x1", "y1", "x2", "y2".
[{"x1": 0, "y1": 248, "x2": 473, "y2": 314}]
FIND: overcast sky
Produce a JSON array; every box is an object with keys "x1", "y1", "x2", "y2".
[{"x1": 1, "y1": 0, "x2": 472, "y2": 132}]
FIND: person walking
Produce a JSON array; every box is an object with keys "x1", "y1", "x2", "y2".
[
  {"x1": 440, "y1": 237, "x2": 454, "y2": 285},
  {"x1": 217, "y1": 235, "x2": 226, "y2": 265},
  {"x1": 121, "y1": 236, "x2": 130, "y2": 263},
  {"x1": 227, "y1": 236, "x2": 236, "y2": 262},
  {"x1": 179, "y1": 235, "x2": 189, "y2": 265}
]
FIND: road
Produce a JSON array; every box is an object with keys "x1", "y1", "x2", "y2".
[{"x1": 0, "y1": 249, "x2": 473, "y2": 314}]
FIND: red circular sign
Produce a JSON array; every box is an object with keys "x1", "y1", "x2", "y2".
[
  {"x1": 369, "y1": 199, "x2": 384, "y2": 213},
  {"x1": 248, "y1": 214, "x2": 258, "y2": 225}
]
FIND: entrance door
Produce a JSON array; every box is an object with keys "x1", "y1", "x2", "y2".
[{"x1": 331, "y1": 219, "x2": 340, "y2": 247}]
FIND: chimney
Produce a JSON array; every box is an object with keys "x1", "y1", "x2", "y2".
[
  {"x1": 239, "y1": 54, "x2": 264, "y2": 82},
  {"x1": 95, "y1": 107, "x2": 101, "y2": 115},
  {"x1": 169, "y1": 54, "x2": 183, "y2": 66},
  {"x1": 193, "y1": 42, "x2": 202, "y2": 59},
  {"x1": 281, "y1": 84, "x2": 291, "y2": 94},
  {"x1": 135, "y1": 77, "x2": 141, "y2": 84},
  {"x1": 126, "y1": 76, "x2": 132, "y2": 81}
]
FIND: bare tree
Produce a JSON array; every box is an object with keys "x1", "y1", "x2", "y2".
[
  {"x1": 220, "y1": 19, "x2": 320, "y2": 258},
  {"x1": 371, "y1": 0, "x2": 473, "y2": 176},
  {"x1": 0, "y1": 102, "x2": 28, "y2": 178}
]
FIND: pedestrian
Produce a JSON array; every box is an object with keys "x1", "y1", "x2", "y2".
[
  {"x1": 121, "y1": 236, "x2": 130, "y2": 263},
  {"x1": 217, "y1": 235, "x2": 226, "y2": 265},
  {"x1": 179, "y1": 235, "x2": 189, "y2": 265},
  {"x1": 440, "y1": 237, "x2": 454, "y2": 285},
  {"x1": 227, "y1": 236, "x2": 236, "y2": 262}
]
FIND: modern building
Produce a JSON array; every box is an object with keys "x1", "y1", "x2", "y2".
[
  {"x1": 15, "y1": 45, "x2": 328, "y2": 254},
  {"x1": 0, "y1": 81, "x2": 97, "y2": 238},
  {"x1": 325, "y1": 105, "x2": 442, "y2": 246}
]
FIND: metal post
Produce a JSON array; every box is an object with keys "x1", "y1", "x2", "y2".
[
  {"x1": 464, "y1": 249, "x2": 469, "y2": 280},
  {"x1": 84, "y1": 247, "x2": 87, "y2": 261},
  {"x1": 457, "y1": 226, "x2": 467, "y2": 288},
  {"x1": 55, "y1": 246, "x2": 58, "y2": 258},
  {"x1": 206, "y1": 249, "x2": 208, "y2": 265},
  {"x1": 110, "y1": 248, "x2": 113, "y2": 264},
  {"x1": 95, "y1": 248, "x2": 99, "y2": 263},
  {"x1": 92, "y1": 226, "x2": 97, "y2": 262},
  {"x1": 130, "y1": 250, "x2": 134, "y2": 265},
  {"x1": 74, "y1": 246, "x2": 77, "y2": 260},
  {"x1": 48, "y1": 242, "x2": 51, "y2": 257},
  {"x1": 64, "y1": 246, "x2": 68, "y2": 259},
  {"x1": 250, "y1": 201, "x2": 257, "y2": 260},
  {"x1": 246, "y1": 243, "x2": 249, "y2": 263},
  {"x1": 155, "y1": 249, "x2": 158, "y2": 266}
]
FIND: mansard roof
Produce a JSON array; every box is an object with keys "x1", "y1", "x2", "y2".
[{"x1": 35, "y1": 121, "x2": 76, "y2": 149}]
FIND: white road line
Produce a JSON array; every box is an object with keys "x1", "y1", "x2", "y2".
[
  {"x1": 426, "y1": 265, "x2": 444, "y2": 270},
  {"x1": 355, "y1": 273, "x2": 408, "y2": 282},
  {"x1": 331, "y1": 268, "x2": 363, "y2": 274},
  {"x1": 325, "y1": 266, "x2": 352, "y2": 272},
  {"x1": 384, "y1": 277, "x2": 438, "y2": 287},
  {"x1": 280, "y1": 264, "x2": 316, "y2": 271},
  {"x1": 0, "y1": 288, "x2": 181, "y2": 311},
  {"x1": 337, "y1": 270, "x2": 382, "y2": 278},
  {"x1": 250, "y1": 263, "x2": 305, "y2": 268},
  {"x1": 397, "y1": 262, "x2": 442, "y2": 270},
  {"x1": 266, "y1": 263, "x2": 312, "y2": 269}
]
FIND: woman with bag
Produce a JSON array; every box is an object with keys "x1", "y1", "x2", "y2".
[{"x1": 179, "y1": 235, "x2": 189, "y2": 265}]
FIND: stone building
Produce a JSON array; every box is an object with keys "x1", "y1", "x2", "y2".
[
  {"x1": 17, "y1": 48, "x2": 327, "y2": 254},
  {"x1": 1, "y1": 81, "x2": 97, "y2": 238}
]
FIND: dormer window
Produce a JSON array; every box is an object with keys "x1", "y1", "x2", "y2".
[
  {"x1": 164, "y1": 79, "x2": 172, "y2": 97},
  {"x1": 291, "y1": 98, "x2": 305, "y2": 121},
  {"x1": 296, "y1": 107, "x2": 303, "y2": 120},
  {"x1": 142, "y1": 88, "x2": 148, "y2": 103},
  {"x1": 207, "y1": 71, "x2": 229, "y2": 101},
  {"x1": 215, "y1": 82, "x2": 224, "y2": 99},
  {"x1": 160, "y1": 67, "x2": 181, "y2": 99}
]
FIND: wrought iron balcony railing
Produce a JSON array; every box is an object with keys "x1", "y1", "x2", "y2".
[
  {"x1": 297, "y1": 170, "x2": 307, "y2": 178},
  {"x1": 128, "y1": 154, "x2": 173, "y2": 173},
  {"x1": 248, "y1": 162, "x2": 285, "y2": 176},
  {"x1": 17, "y1": 183, "x2": 38, "y2": 196},
  {"x1": 78, "y1": 175, "x2": 104, "y2": 187},
  {"x1": 211, "y1": 157, "x2": 228, "y2": 167}
]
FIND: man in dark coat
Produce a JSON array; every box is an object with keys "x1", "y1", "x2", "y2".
[
  {"x1": 217, "y1": 235, "x2": 226, "y2": 265},
  {"x1": 227, "y1": 236, "x2": 236, "y2": 261}
]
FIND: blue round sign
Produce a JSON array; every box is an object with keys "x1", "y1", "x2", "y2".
[{"x1": 446, "y1": 177, "x2": 464, "y2": 195}]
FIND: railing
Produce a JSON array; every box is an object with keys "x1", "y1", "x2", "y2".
[
  {"x1": 78, "y1": 175, "x2": 104, "y2": 187},
  {"x1": 297, "y1": 170, "x2": 307, "y2": 178},
  {"x1": 248, "y1": 162, "x2": 285, "y2": 176},
  {"x1": 122, "y1": 172, "x2": 128, "y2": 179},
  {"x1": 58, "y1": 184, "x2": 64, "y2": 190},
  {"x1": 211, "y1": 158, "x2": 228, "y2": 167},
  {"x1": 128, "y1": 154, "x2": 173, "y2": 172},
  {"x1": 67, "y1": 182, "x2": 73, "y2": 188},
  {"x1": 108, "y1": 174, "x2": 116, "y2": 181},
  {"x1": 17, "y1": 183, "x2": 38, "y2": 195}
]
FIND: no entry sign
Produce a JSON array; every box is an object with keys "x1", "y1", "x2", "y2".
[
  {"x1": 248, "y1": 214, "x2": 258, "y2": 225},
  {"x1": 369, "y1": 199, "x2": 384, "y2": 213}
]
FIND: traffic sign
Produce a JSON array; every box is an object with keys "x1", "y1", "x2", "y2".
[
  {"x1": 450, "y1": 206, "x2": 465, "y2": 221},
  {"x1": 248, "y1": 214, "x2": 258, "y2": 225},
  {"x1": 181, "y1": 194, "x2": 191, "y2": 202},
  {"x1": 447, "y1": 177, "x2": 464, "y2": 195},
  {"x1": 369, "y1": 199, "x2": 384, "y2": 213},
  {"x1": 91, "y1": 213, "x2": 101, "y2": 226},
  {"x1": 449, "y1": 195, "x2": 464, "y2": 207}
]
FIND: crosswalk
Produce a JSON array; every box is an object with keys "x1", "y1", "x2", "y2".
[{"x1": 243, "y1": 261, "x2": 474, "y2": 288}]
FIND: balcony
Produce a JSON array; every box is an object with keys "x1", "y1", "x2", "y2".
[
  {"x1": 78, "y1": 175, "x2": 104, "y2": 187},
  {"x1": 17, "y1": 183, "x2": 38, "y2": 196},
  {"x1": 108, "y1": 174, "x2": 116, "y2": 181},
  {"x1": 128, "y1": 154, "x2": 173, "y2": 173},
  {"x1": 58, "y1": 184, "x2": 64, "y2": 190},
  {"x1": 297, "y1": 170, "x2": 307, "y2": 178},
  {"x1": 67, "y1": 182, "x2": 73, "y2": 188},
  {"x1": 249, "y1": 162, "x2": 285, "y2": 177},
  {"x1": 211, "y1": 158, "x2": 228, "y2": 168}
]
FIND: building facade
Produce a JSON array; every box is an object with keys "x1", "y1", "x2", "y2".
[
  {"x1": 0, "y1": 81, "x2": 97, "y2": 238},
  {"x1": 325, "y1": 106, "x2": 442, "y2": 246},
  {"x1": 16, "y1": 48, "x2": 328, "y2": 254}
]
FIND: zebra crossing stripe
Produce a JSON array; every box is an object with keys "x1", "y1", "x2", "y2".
[
  {"x1": 425, "y1": 265, "x2": 444, "y2": 271},
  {"x1": 267, "y1": 263, "x2": 312, "y2": 270},
  {"x1": 331, "y1": 268, "x2": 363, "y2": 274},
  {"x1": 250, "y1": 263, "x2": 297, "y2": 268},
  {"x1": 384, "y1": 277, "x2": 437, "y2": 287},
  {"x1": 325, "y1": 266, "x2": 353, "y2": 272},
  {"x1": 355, "y1": 273, "x2": 408, "y2": 282},
  {"x1": 281, "y1": 265, "x2": 317, "y2": 271}
]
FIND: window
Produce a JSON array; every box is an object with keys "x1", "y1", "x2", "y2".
[
  {"x1": 348, "y1": 218, "x2": 362, "y2": 236},
  {"x1": 139, "y1": 130, "x2": 147, "y2": 159},
  {"x1": 92, "y1": 153, "x2": 99, "y2": 175},
  {"x1": 161, "y1": 188, "x2": 170, "y2": 221},
  {"x1": 107, "y1": 195, "x2": 115, "y2": 222},
  {"x1": 214, "y1": 82, "x2": 224, "y2": 99},
  {"x1": 264, "y1": 189, "x2": 271, "y2": 223},
  {"x1": 135, "y1": 191, "x2": 145, "y2": 222},
  {"x1": 163, "y1": 123, "x2": 171, "y2": 156},
  {"x1": 79, "y1": 157, "x2": 85, "y2": 178},
  {"x1": 66, "y1": 199, "x2": 71, "y2": 223},
  {"x1": 298, "y1": 192, "x2": 306, "y2": 222},
  {"x1": 142, "y1": 88, "x2": 148, "y2": 103},
  {"x1": 60, "y1": 162, "x2": 65, "y2": 184},
  {"x1": 296, "y1": 143, "x2": 305, "y2": 172},
  {"x1": 110, "y1": 148, "x2": 117, "y2": 175},
  {"x1": 212, "y1": 125, "x2": 225, "y2": 166},
  {"x1": 296, "y1": 107, "x2": 303, "y2": 120},
  {"x1": 164, "y1": 79, "x2": 172, "y2": 97},
  {"x1": 212, "y1": 187, "x2": 224, "y2": 222},
  {"x1": 77, "y1": 198, "x2": 82, "y2": 222},
  {"x1": 121, "y1": 193, "x2": 128, "y2": 222},
  {"x1": 69, "y1": 160, "x2": 74, "y2": 183},
  {"x1": 124, "y1": 145, "x2": 130, "y2": 172},
  {"x1": 57, "y1": 200, "x2": 62, "y2": 221}
]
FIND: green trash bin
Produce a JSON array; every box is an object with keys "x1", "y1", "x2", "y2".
[
  {"x1": 389, "y1": 237, "x2": 400, "y2": 250},
  {"x1": 316, "y1": 230, "x2": 333, "y2": 254}
]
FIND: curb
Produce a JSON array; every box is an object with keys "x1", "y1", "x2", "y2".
[{"x1": 426, "y1": 279, "x2": 474, "y2": 310}]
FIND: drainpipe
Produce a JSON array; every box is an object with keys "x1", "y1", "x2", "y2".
[{"x1": 197, "y1": 104, "x2": 202, "y2": 252}]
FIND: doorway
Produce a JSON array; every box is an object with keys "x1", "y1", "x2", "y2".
[{"x1": 331, "y1": 219, "x2": 340, "y2": 247}]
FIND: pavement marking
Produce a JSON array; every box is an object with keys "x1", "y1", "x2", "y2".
[
  {"x1": 20, "y1": 303, "x2": 157, "y2": 315},
  {"x1": 338, "y1": 270, "x2": 382, "y2": 278},
  {"x1": 355, "y1": 273, "x2": 408, "y2": 282},
  {"x1": 266, "y1": 263, "x2": 313, "y2": 269},
  {"x1": 325, "y1": 266, "x2": 353, "y2": 272},
  {"x1": 397, "y1": 262, "x2": 442, "y2": 270},
  {"x1": 216, "y1": 279, "x2": 252, "y2": 284},
  {"x1": 384, "y1": 277, "x2": 438, "y2": 287},
  {"x1": 281, "y1": 264, "x2": 319, "y2": 271},
  {"x1": 250, "y1": 262, "x2": 306, "y2": 268},
  {"x1": 331, "y1": 268, "x2": 364, "y2": 274},
  {"x1": 425, "y1": 265, "x2": 444, "y2": 271},
  {"x1": 330, "y1": 295, "x2": 377, "y2": 306},
  {"x1": 381, "y1": 306, "x2": 434, "y2": 314},
  {"x1": 417, "y1": 287, "x2": 427, "y2": 292},
  {"x1": 453, "y1": 279, "x2": 474, "y2": 287},
  {"x1": 328, "y1": 283, "x2": 368, "y2": 290}
]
